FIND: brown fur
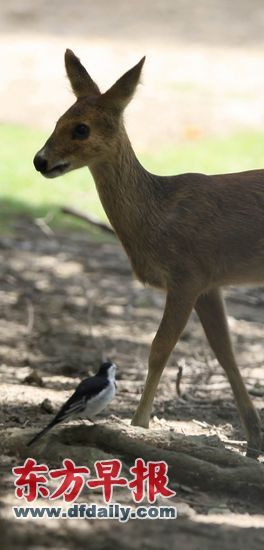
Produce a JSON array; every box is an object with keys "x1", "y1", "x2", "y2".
[{"x1": 34, "y1": 50, "x2": 264, "y2": 457}]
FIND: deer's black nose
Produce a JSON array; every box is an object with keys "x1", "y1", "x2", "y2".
[{"x1": 33, "y1": 154, "x2": 48, "y2": 173}]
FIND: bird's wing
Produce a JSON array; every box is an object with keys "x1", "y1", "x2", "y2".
[
  {"x1": 27, "y1": 374, "x2": 109, "y2": 447},
  {"x1": 74, "y1": 375, "x2": 109, "y2": 398},
  {"x1": 53, "y1": 375, "x2": 108, "y2": 422},
  {"x1": 53, "y1": 395, "x2": 87, "y2": 422}
]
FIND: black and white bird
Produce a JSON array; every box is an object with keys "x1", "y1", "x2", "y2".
[{"x1": 27, "y1": 361, "x2": 117, "y2": 447}]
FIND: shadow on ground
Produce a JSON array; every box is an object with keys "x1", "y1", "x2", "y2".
[{"x1": 0, "y1": 211, "x2": 263, "y2": 548}]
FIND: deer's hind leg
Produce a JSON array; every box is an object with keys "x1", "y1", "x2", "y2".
[{"x1": 195, "y1": 288, "x2": 262, "y2": 458}]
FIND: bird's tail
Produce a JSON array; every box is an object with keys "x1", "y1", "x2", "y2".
[{"x1": 27, "y1": 421, "x2": 56, "y2": 447}]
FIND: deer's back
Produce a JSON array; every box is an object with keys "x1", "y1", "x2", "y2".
[{"x1": 133, "y1": 169, "x2": 264, "y2": 290}]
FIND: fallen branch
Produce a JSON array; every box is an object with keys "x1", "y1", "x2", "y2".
[
  {"x1": 61, "y1": 206, "x2": 115, "y2": 235},
  {"x1": 4, "y1": 421, "x2": 264, "y2": 504},
  {"x1": 59, "y1": 422, "x2": 264, "y2": 503}
]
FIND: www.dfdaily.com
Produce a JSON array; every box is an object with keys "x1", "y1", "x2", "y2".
[{"x1": 13, "y1": 503, "x2": 177, "y2": 522}]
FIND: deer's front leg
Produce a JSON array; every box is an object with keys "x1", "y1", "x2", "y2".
[{"x1": 131, "y1": 286, "x2": 197, "y2": 428}]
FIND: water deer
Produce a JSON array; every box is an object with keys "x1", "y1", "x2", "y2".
[{"x1": 34, "y1": 50, "x2": 264, "y2": 458}]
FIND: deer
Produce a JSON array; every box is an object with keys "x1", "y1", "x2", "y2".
[{"x1": 33, "y1": 49, "x2": 264, "y2": 458}]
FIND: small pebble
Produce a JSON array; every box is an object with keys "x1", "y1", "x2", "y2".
[
  {"x1": 24, "y1": 370, "x2": 45, "y2": 387},
  {"x1": 41, "y1": 398, "x2": 54, "y2": 414}
]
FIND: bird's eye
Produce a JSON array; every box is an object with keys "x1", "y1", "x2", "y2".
[{"x1": 72, "y1": 124, "x2": 90, "y2": 140}]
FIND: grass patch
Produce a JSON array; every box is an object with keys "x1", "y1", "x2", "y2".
[
  {"x1": 0, "y1": 123, "x2": 264, "y2": 232},
  {"x1": 142, "y1": 131, "x2": 264, "y2": 175}
]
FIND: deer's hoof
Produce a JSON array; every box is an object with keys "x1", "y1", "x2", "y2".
[
  {"x1": 131, "y1": 415, "x2": 150, "y2": 429},
  {"x1": 246, "y1": 431, "x2": 262, "y2": 459}
]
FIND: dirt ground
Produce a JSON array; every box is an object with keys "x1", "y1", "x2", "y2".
[
  {"x1": 1, "y1": 1, "x2": 264, "y2": 548},
  {"x1": 0, "y1": 215, "x2": 263, "y2": 548}
]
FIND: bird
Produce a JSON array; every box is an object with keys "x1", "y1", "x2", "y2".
[{"x1": 27, "y1": 361, "x2": 117, "y2": 447}]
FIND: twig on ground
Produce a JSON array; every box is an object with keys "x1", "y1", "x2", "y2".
[
  {"x1": 176, "y1": 365, "x2": 183, "y2": 396},
  {"x1": 35, "y1": 211, "x2": 55, "y2": 237},
  {"x1": 61, "y1": 206, "x2": 115, "y2": 235}
]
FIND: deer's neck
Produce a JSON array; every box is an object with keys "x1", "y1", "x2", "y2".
[
  {"x1": 90, "y1": 131, "x2": 157, "y2": 245},
  {"x1": 89, "y1": 129, "x2": 169, "y2": 288}
]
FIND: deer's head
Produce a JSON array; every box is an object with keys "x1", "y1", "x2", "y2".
[{"x1": 33, "y1": 50, "x2": 145, "y2": 178}]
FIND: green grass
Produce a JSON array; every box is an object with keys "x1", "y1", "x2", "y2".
[
  {"x1": 143, "y1": 131, "x2": 264, "y2": 175},
  {"x1": 0, "y1": 123, "x2": 264, "y2": 232}
]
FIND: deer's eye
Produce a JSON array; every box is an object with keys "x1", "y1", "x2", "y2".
[{"x1": 72, "y1": 124, "x2": 90, "y2": 140}]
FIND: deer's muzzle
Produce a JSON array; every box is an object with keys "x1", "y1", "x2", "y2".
[{"x1": 33, "y1": 152, "x2": 70, "y2": 178}]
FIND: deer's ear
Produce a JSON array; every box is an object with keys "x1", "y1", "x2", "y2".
[
  {"x1": 99, "y1": 57, "x2": 145, "y2": 112},
  {"x1": 65, "y1": 49, "x2": 100, "y2": 98}
]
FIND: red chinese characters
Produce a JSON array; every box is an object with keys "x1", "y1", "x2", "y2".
[
  {"x1": 49, "y1": 459, "x2": 90, "y2": 502},
  {"x1": 129, "y1": 458, "x2": 176, "y2": 503},
  {"x1": 87, "y1": 459, "x2": 127, "y2": 502},
  {"x1": 13, "y1": 458, "x2": 176, "y2": 503},
  {"x1": 12, "y1": 458, "x2": 49, "y2": 502}
]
